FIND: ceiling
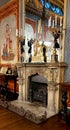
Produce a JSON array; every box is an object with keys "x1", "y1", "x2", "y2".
[
  {"x1": 48, "y1": 0, "x2": 64, "y2": 10},
  {"x1": 25, "y1": 0, "x2": 64, "y2": 16}
]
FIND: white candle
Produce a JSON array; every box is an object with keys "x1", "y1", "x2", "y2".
[
  {"x1": 60, "y1": 17, "x2": 62, "y2": 27},
  {"x1": 48, "y1": 16, "x2": 52, "y2": 27},
  {"x1": 16, "y1": 29, "x2": 18, "y2": 36},
  {"x1": 52, "y1": 20, "x2": 55, "y2": 28},
  {"x1": 25, "y1": 36, "x2": 27, "y2": 45},
  {"x1": 55, "y1": 15, "x2": 57, "y2": 26}
]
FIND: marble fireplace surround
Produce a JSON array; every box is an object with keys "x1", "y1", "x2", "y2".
[{"x1": 9, "y1": 62, "x2": 67, "y2": 123}]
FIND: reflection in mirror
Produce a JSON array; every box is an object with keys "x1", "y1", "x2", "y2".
[{"x1": 20, "y1": 0, "x2": 64, "y2": 63}]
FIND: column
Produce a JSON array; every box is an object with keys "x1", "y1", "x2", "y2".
[
  {"x1": 17, "y1": 68, "x2": 24, "y2": 100},
  {"x1": 16, "y1": 63, "x2": 26, "y2": 101},
  {"x1": 19, "y1": 0, "x2": 25, "y2": 36},
  {"x1": 22, "y1": 0, "x2": 25, "y2": 36},
  {"x1": 47, "y1": 82, "x2": 58, "y2": 113}
]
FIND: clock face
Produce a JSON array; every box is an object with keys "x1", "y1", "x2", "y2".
[{"x1": 25, "y1": 23, "x2": 34, "y2": 40}]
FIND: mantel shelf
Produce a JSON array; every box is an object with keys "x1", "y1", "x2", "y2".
[{"x1": 16, "y1": 62, "x2": 67, "y2": 68}]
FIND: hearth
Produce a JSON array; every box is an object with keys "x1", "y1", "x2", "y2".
[
  {"x1": 28, "y1": 73, "x2": 48, "y2": 106},
  {"x1": 15, "y1": 62, "x2": 67, "y2": 120}
]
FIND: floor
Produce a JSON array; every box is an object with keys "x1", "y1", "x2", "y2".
[
  {"x1": 0, "y1": 105, "x2": 70, "y2": 130},
  {"x1": 0, "y1": 99, "x2": 57, "y2": 124}
]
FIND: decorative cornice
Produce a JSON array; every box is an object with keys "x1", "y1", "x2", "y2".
[
  {"x1": 16, "y1": 62, "x2": 67, "y2": 68},
  {"x1": 0, "y1": 0, "x2": 19, "y2": 23}
]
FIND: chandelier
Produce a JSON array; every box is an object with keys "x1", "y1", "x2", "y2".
[{"x1": 39, "y1": 0, "x2": 63, "y2": 16}]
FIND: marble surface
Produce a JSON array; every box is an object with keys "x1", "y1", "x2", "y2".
[{"x1": 8, "y1": 100, "x2": 57, "y2": 124}]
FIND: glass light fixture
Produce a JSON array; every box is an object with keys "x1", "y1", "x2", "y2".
[
  {"x1": 45, "y1": 2, "x2": 51, "y2": 9},
  {"x1": 40, "y1": 0, "x2": 64, "y2": 16}
]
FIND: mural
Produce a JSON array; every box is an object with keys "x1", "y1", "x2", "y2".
[{"x1": 0, "y1": 15, "x2": 17, "y2": 64}]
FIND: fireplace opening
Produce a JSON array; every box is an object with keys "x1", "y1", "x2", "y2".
[{"x1": 28, "y1": 73, "x2": 48, "y2": 106}]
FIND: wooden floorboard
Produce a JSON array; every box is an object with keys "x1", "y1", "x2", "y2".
[{"x1": 0, "y1": 106, "x2": 70, "y2": 130}]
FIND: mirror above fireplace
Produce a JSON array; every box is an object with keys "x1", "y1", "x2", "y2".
[{"x1": 18, "y1": 0, "x2": 66, "y2": 63}]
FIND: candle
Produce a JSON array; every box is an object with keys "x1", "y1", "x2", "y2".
[
  {"x1": 55, "y1": 15, "x2": 57, "y2": 26},
  {"x1": 52, "y1": 20, "x2": 55, "y2": 28},
  {"x1": 60, "y1": 17, "x2": 62, "y2": 27},
  {"x1": 25, "y1": 36, "x2": 27, "y2": 45},
  {"x1": 48, "y1": 16, "x2": 52, "y2": 27},
  {"x1": 16, "y1": 29, "x2": 18, "y2": 36}
]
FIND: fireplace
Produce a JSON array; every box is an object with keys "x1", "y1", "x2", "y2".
[
  {"x1": 16, "y1": 63, "x2": 67, "y2": 115},
  {"x1": 28, "y1": 73, "x2": 48, "y2": 106},
  {"x1": 8, "y1": 63, "x2": 67, "y2": 124}
]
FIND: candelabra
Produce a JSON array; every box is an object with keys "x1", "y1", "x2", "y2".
[
  {"x1": 51, "y1": 30, "x2": 61, "y2": 62},
  {"x1": 19, "y1": 36, "x2": 25, "y2": 62}
]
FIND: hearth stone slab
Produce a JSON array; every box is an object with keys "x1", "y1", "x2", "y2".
[
  {"x1": 0, "y1": 99, "x2": 57, "y2": 123},
  {"x1": 9, "y1": 100, "x2": 47, "y2": 124}
]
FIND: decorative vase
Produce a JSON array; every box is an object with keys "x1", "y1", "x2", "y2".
[{"x1": 51, "y1": 48, "x2": 58, "y2": 63}]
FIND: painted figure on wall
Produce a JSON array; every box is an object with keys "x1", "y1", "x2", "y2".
[
  {"x1": 2, "y1": 24, "x2": 15, "y2": 61},
  {"x1": 5, "y1": 24, "x2": 12, "y2": 55},
  {"x1": 3, "y1": 44, "x2": 7, "y2": 57}
]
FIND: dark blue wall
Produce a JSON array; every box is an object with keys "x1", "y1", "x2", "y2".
[{"x1": 64, "y1": 0, "x2": 70, "y2": 81}]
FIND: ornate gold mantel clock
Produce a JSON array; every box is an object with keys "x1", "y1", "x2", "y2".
[{"x1": 32, "y1": 40, "x2": 45, "y2": 63}]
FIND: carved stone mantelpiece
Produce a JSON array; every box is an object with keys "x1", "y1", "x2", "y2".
[{"x1": 16, "y1": 62, "x2": 67, "y2": 114}]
